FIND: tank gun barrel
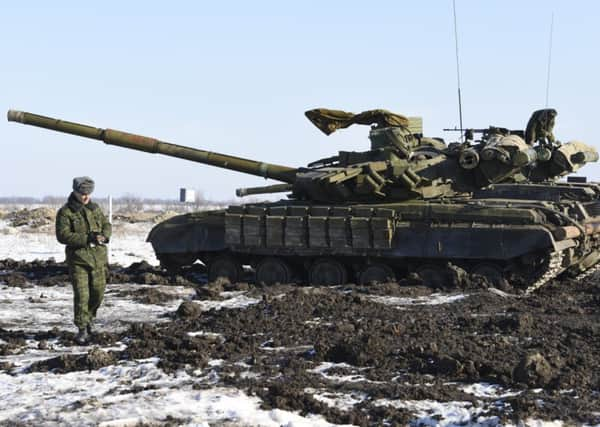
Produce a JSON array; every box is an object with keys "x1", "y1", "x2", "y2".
[
  {"x1": 236, "y1": 183, "x2": 294, "y2": 197},
  {"x1": 7, "y1": 110, "x2": 297, "y2": 183}
]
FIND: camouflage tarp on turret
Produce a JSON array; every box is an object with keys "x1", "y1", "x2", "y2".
[{"x1": 305, "y1": 108, "x2": 410, "y2": 135}]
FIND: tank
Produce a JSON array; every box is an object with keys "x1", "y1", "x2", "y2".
[{"x1": 7, "y1": 108, "x2": 600, "y2": 292}]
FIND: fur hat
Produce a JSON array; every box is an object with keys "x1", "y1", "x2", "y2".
[{"x1": 72, "y1": 176, "x2": 95, "y2": 195}]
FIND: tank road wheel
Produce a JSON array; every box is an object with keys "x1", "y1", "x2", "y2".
[
  {"x1": 256, "y1": 258, "x2": 292, "y2": 286},
  {"x1": 359, "y1": 263, "x2": 396, "y2": 285},
  {"x1": 158, "y1": 253, "x2": 197, "y2": 272},
  {"x1": 416, "y1": 264, "x2": 447, "y2": 288},
  {"x1": 471, "y1": 263, "x2": 507, "y2": 288},
  {"x1": 208, "y1": 255, "x2": 243, "y2": 284},
  {"x1": 309, "y1": 258, "x2": 348, "y2": 286}
]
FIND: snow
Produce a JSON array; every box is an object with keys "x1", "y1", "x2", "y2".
[
  {"x1": 307, "y1": 389, "x2": 367, "y2": 411},
  {"x1": 373, "y1": 398, "x2": 500, "y2": 426},
  {"x1": 461, "y1": 382, "x2": 522, "y2": 399},
  {"x1": 0, "y1": 219, "x2": 158, "y2": 266},
  {"x1": 187, "y1": 331, "x2": 224, "y2": 339},
  {"x1": 0, "y1": 280, "x2": 346, "y2": 426},
  {"x1": 0, "y1": 283, "x2": 195, "y2": 332},
  {"x1": 309, "y1": 362, "x2": 374, "y2": 383},
  {"x1": 1, "y1": 338, "x2": 127, "y2": 373},
  {"x1": 193, "y1": 291, "x2": 261, "y2": 311},
  {"x1": 370, "y1": 292, "x2": 466, "y2": 307},
  {"x1": 0, "y1": 359, "x2": 349, "y2": 427}
]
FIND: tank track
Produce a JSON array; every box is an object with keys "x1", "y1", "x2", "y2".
[
  {"x1": 524, "y1": 251, "x2": 565, "y2": 295},
  {"x1": 573, "y1": 261, "x2": 600, "y2": 282}
]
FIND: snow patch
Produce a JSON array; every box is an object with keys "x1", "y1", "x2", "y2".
[
  {"x1": 309, "y1": 362, "x2": 373, "y2": 383},
  {"x1": 0, "y1": 220, "x2": 157, "y2": 266},
  {"x1": 0, "y1": 283, "x2": 195, "y2": 332},
  {"x1": 187, "y1": 331, "x2": 223, "y2": 339},
  {"x1": 192, "y1": 292, "x2": 261, "y2": 311},
  {"x1": 373, "y1": 398, "x2": 499, "y2": 426},
  {"x1": 370, "y1": 293, "x2": 466, "y2": 307},
  {"x1": 306, "y1": 388, "x2": 367, "y2": 411},
  {"x1": 461, "y1": 382, "x2": 522, "y2": 399},
  {"x1": 0, "y1": 359, "x2": 348, "y2": 426}
]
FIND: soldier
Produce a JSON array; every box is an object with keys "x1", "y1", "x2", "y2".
[
  {"x1": 525, "y1": 108, "x2": 557, "y2": 145},
  {"x1": 56, "y1": 177, "x2": 111, "y2": 344}
]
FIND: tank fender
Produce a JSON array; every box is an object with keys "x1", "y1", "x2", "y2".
[
  {"x1": 391, "y1": 224, "x2": 563, "y2": 260},
  {"x1": 147, "y1": 211, "x2": 225, "y2": 254}
]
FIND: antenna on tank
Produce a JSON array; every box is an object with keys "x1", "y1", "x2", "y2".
[
  {"x1": 452, "y1": 0, "x2": 464, "y2": 142},
  {"x1": 545, "y1": 12, "x2": 554, "y2": 107}
]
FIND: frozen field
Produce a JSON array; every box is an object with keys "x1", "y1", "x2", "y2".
[
  {"x1": 1, "y1": 207, "x2": 599, "y2": 426},
  {"x1": 0, "y1": 219, "x2": 157, "y2": 266}
]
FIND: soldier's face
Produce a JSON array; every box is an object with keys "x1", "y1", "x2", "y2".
[{"x1": 74, "y1": 191, "x2": 91, "y2": 205}]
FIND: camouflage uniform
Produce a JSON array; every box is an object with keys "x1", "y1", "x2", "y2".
[{"x1": 56, "y1": 192, "x2": 111, "y2": 330}]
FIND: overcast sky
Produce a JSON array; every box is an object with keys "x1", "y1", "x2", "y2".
[{"x1": 2, "y1": 1, "x2": 600, "y2": 200}]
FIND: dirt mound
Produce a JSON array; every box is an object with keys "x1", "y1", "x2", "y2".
[
  {"x1": 108, "y1": 260, "x2": 197, "y2": 286},
  {"x1": 176, "y1": 301, "x2": 202, "y2": 318},
  {"x1": 0, "y1": 272, "x2": 33, "y2": 288},
  {"x1": 112, "y1": 210, "x2": 178, "y2": 224},
  {"x1": 121, "y1": 322, "x2": 210, "y2": 372},
  {"x1": 0, "y1": 259, "x2": 69, "y2": 287},
  {"x1": 113, "y1": 287, "x2": 181, "y2": 305},
  {"x1": 0, "y1": 328, "x2": 28, "y2": 356},
  {"x1": 28, "y1": 347, "x2": 117, "y2": 373},
  {"x1": 0, "y1": 258, "x2": 200, "y2": 288},
  {"x1": 5, "y1": 207, "x2": 55, "y2": 228}
]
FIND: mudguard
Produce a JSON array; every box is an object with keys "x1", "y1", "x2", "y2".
[
  {"x1": 391, "y1": 224, "x2": 556, "y2": 260},
  {"x1": 147, "y1": 210, "x2": 226, "y2": 254}
]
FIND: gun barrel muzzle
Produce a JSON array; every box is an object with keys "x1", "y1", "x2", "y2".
[
  {"x1": 7, "y1": 110, "x2": 25, "y2": 123},
  {"x1": 236, "y1": 183, "x2": 293, "y2": 197}
]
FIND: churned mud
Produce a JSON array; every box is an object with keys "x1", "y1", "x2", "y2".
[{"x1": 1, "y1": 258, "x2": 599, "y2": 425}]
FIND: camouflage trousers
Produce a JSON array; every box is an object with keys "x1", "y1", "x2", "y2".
[{"x1": 69, "y1": 263, "x2": 106, "y2": 330}]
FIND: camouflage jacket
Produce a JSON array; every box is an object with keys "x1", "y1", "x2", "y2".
[{"x1": 56, "y1": 193, "x2": 112, "y2": 268}]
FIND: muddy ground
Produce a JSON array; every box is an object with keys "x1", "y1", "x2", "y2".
[{"x1": 1, "y1": 258, "x2": 599, "y2": 426}]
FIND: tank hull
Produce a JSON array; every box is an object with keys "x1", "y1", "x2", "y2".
[{"x1": 148, "y1": 191, "x2": 600, "y2": 290}]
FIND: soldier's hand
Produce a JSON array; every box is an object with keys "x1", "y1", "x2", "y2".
[
  {"x1": 88, "y1": 232, "x2": 107, "y2": 245},
  {"x1": 87, "y1": 232, "x2": 98, "y2": 244}
]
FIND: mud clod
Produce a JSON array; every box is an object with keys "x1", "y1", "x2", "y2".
[
  {"x1": 0, "y1": 361, "x2": 15, "y2": 371},
  {"x1": 28, "y1": 348, "x2": 117, "y2": 373},
  {"x1": 112, "y1": 287, "x2": 178, "y2": 305},
  {"x1": 176, "y1": 301, "x2": 201, "y2": 318},
  {"x1": 6, "y1": 207, "x2": 55, "y2": 228},
  {"x1": 195, "y1": 282, "x2": 224, "y2": 300},
  {"x1": 513, "y1": 353, "x2": 554, "y2": 387},
  {"x1": 1, "y1": 273, "x2": 33, "y2": 288},
  {"x1": 85, "y1": 348, "x2": 116, "y2": 369}
]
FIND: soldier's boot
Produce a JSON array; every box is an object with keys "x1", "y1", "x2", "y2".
[{"x1": 75, "y1": 328, "x2": 89, "y2": 345}]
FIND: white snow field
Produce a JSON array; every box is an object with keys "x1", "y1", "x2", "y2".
[{"x1": 0, "y1": 219, "x2": 158, "y2": 266}]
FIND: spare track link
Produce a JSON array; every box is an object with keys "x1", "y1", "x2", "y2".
[{"x1": 524, "y1": 251, "x2": 565, "y2": 295}]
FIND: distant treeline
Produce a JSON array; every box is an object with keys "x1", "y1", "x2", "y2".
[
  {"x1": 0, "y1": 195, "x2": 178, "y2": 205},
  {"x1": 0, "y1": 194, "x2": 261, "y2": 210}
]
